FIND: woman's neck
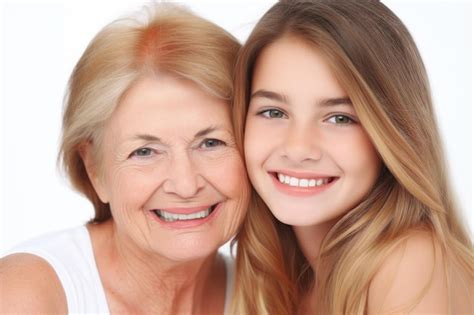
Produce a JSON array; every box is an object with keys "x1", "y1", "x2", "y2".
[{"x1": 88, "y1": 220, "x2": 226, "y2": 314}]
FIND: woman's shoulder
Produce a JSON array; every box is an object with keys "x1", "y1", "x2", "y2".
[
  {"x1": 367, "y1": 229, "x2": 472, "y2": 314},
  {"x1": 0, "y1": 252, "x2": 67, "y2": 313},
  {"x1": 0, "y1": 225, "x2": 96, "y2": 313}
]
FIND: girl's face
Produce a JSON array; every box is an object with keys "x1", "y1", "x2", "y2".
[{"x1": 244, "y1": 36, "x2": 381, "y2": 229}]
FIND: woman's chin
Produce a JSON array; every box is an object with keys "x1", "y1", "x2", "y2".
[{"x1": 149, "y1": 238, "x2": 222, "y2": 263}]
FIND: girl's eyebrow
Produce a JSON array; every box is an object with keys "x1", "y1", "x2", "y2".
[
  {"x1": 251, "y1": 89, "x2": 352, "y2": 107},
  {"x1": 250, "y1": 89, "x2": 288, "y2": 103},
  {"x1": 320, "y1": 97, "x2": 352, "y2": 107}
]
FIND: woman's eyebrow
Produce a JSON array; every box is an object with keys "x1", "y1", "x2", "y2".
[
  {"x1": 124, "y1": 134, "x2": 168, "y2": 148},
  {"x1": 195, "y1": 127, "x2": 217, "y2": 138},
  {"x1": 132, "y1": 134, "x2": 163, "y2": 143},
  {"x1": 127, "y1": 127, "x2": 229, "y2": 145},
  {"x1": 194, "y1": 125, "x2": 229, "y2": 138}
]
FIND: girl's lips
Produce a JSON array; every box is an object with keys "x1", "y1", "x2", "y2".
[
  {"x1": 270, "y1": 169, "x2": 335, "y2": 179},
  {"x1": 148, "y1": 202, "x2": 222, "y2": 229},
  {"x1": 269, "y1": 172, "x2": 338, "y2": 197}
]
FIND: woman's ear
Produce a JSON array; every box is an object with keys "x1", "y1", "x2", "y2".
[{"x1": 79, "y1": 141, "x2": 109, "y2": 204}]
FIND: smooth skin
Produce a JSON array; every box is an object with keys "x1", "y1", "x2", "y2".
[
  {"x1": 245, "y1": 35, "x2": 381, "y2": 261},
  {"x1": 244, "y1": 35, "x2": 471, "y2": 314}
]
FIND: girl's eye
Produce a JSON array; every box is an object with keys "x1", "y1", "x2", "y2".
[
  {"x1": 259, "y1": 109, "x2": 286, "y2": 119},
  {"x1": 130, "y1": 147, "x2": 154, "y2": 157},
  {"x1": 327, "y1": 114, "x2": 355, "y2": 125},
  {"x1": 200, "y1": 138, "x2": 226, "y2": 149}
]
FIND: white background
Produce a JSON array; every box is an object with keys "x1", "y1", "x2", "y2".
[{"x1": 1, "y1": 0, "x2": 472, "y2": 254}]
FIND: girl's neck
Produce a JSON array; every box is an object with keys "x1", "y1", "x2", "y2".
[
  {"x1": 88, "y1": 220, "x2": 226, "y2": 314},
  {"x1": 292, "y1": 219, "x2": 337, "y2": 265},
  {"x1": 299, "y1": 288, "x2": 318, "y2": 315},
  {"x1": 293, "y1": 219, "x2": 338, "y2": 315}
]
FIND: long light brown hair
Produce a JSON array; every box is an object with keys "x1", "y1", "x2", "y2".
[
  {"x1": 231, "y1": 1, "x2": 473, "y2": 314},
  {"x1": 58, "y1": 3, "x2": 240, "y2": 223}
]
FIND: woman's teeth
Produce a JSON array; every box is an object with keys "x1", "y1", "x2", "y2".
[
  {"x1": 277, "y1": 173, "x2": 330, "y2": 188},
  {"x1": 154, "y1": 207, "x2": 214, "y2": 222}
]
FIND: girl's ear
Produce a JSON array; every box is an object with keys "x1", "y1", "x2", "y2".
[{"x1": 79, "y1": 141, "x2": 109, "y2": 204}]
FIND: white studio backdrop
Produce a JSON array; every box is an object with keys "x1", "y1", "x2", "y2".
[{"x1": 0, "y1": 0, "x2": 472, "y2": 254}]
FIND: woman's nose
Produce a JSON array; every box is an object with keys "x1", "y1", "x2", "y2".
[{"x1": 162, "y1": 153, "x2": 205, "y2": 198}]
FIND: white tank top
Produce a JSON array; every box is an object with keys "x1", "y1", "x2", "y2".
[{"x1": 5, "y1": 226, "x2": 235, "y2": 314}]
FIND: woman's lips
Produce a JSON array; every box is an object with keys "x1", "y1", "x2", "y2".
[{"x1": 148, "y1": 203, "x2": 221, "y2": 229}]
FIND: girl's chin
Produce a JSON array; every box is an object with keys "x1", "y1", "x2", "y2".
[{"x1": 271, "y1": 207, "x2": 338, "y2": 228}]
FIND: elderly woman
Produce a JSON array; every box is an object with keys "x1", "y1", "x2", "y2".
[{"x1": 0, "y1": 3, "x2": 249, "y2": 314}]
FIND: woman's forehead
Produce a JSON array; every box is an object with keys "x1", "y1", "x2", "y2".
[{"x1": 102, "y1": 76, "x2": 233, "y2": 141}]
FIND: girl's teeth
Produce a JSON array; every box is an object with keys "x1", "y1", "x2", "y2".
[
  {"x1": 277, "y1": 173, "x2": 330, "y2": 188},
  {"x1": 278, "y1": 173, "x2": 285, "y2": 182}
]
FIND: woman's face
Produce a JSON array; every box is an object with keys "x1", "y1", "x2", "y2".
[
  {"x1": 91, "y1": 75, "x2": 249, "y2": 261},
  {"x1": 244, "y1": 36, "x2": 381, "y2": 229}
]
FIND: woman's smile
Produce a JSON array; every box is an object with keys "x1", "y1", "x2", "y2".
[{"x1": 148, "y1": 202, "x2": 223, "y2": 229}]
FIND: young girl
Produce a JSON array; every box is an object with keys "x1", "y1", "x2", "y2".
[{"x1": 231, "y1": 1, "x2": 473, "y2": 314}]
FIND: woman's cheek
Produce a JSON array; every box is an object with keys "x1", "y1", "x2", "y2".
[
  {"x1": 198, "y1": 149, "x2": 248, "y2": 189},
  {"x1": 106, "y1": 164, "x2": 166, "y2": 208}
]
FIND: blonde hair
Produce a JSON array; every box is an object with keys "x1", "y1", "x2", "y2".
[
  {"x1": 231, "y1": 1, "x2": 473, "y2": 314},
  {"x1": 59, "y1": 3, "x2": 240, "y2": 222}
]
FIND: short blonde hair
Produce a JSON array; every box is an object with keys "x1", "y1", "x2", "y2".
[{"x1": 59, "y1": 3, "x2": 240, "y2": 222}]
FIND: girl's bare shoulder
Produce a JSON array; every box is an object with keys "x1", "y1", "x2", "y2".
[{"x1": 367, "y1": 230, "x2": 472, "y2": 314}]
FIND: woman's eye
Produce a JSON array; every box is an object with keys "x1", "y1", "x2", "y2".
[
  {"x1": 130, "y1": 147, "x2": 154, "y2": 157},
  {"x1": 327, "y1": 114, "x2": 354, "y2": 125},
  {"x1": 200, "y1": 138, "x2": 225, "y2": 149},
  {"x1": 259, "y1": 109, "x2": 286, "y2": 119}
]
